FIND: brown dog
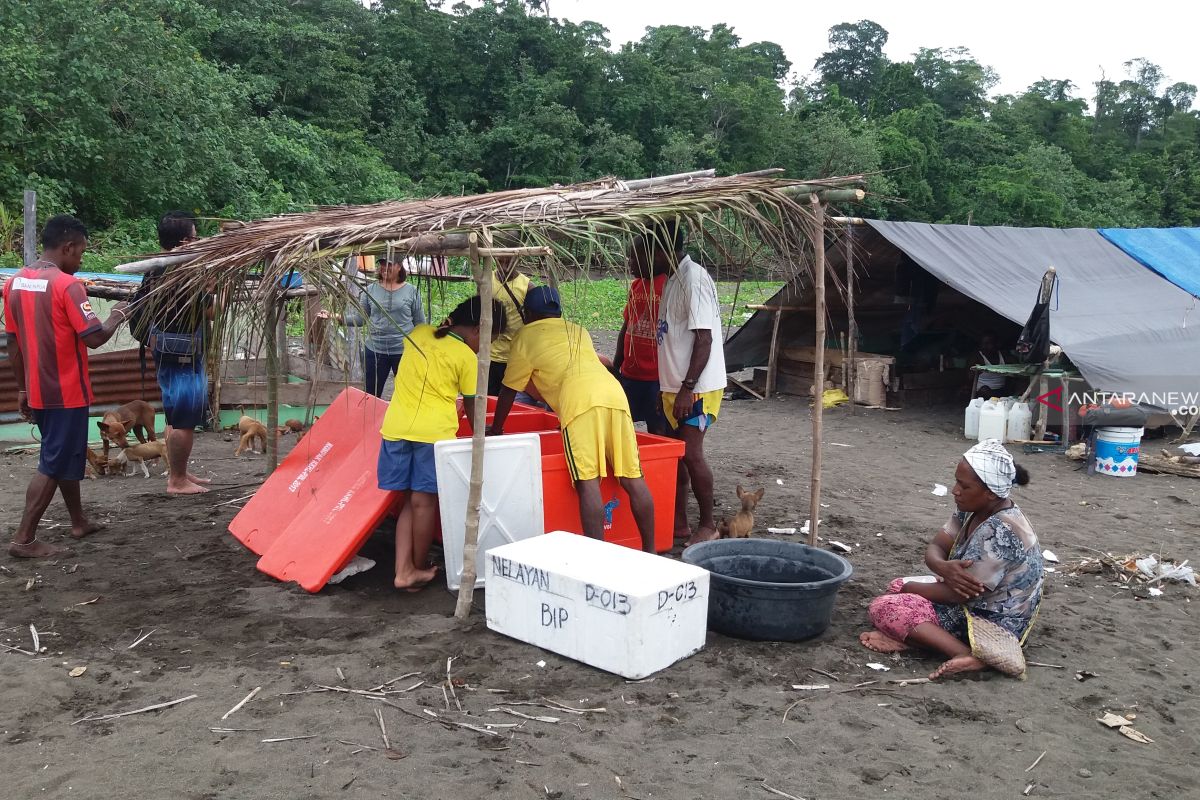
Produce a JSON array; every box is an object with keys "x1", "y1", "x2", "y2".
[
  {"x1": 85, "y1": 447, "x2": 108, "y2": 479},
  {"x1": 235, "y1": 415, "x2": 268, "y2": 456},
  {"x1": 718, "y1": 485, "x2": 765, "y2": 539},
  {"x1": 97, "y1": 400, "x2": 157, "y2": 457},
  {"x1": 111, "y1": 440, "x2": 169, "y2": 478}
]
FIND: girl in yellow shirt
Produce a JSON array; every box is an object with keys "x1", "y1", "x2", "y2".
[{"x1": 378, "y1": 297, "x2": 505, "y2": 590}]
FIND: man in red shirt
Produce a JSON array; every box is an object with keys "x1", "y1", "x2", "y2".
[
  {"x1": 4, "y1": 215, "x2": 128, "y2": 557},
  {"x1": 613, "y1": 236, "x2": 668, "y2": 435}
]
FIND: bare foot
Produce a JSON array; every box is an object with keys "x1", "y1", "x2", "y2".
[
  {"x1": 187, "y1": 473, "x2": 212, "y2": 485},
  {"x1": 9, "y1": 539, "x2": 70, "y2": 558},
  {"x1": 673, "y1": 526, "x2": 692, "y2": 541},
  {"x1": 167, "y1": 480, "x2": 210, "y2": 496},
  {"x1": 930, "y1": 654, "x2": 987, "y2": 680},
  {"x1": 684, "y1": 526, "x2": 719, "y2": 548},
  {"x1": 859, "y1": 631, "x2": 909, "y2": 653},
  {"x1": 394, "y1": 566, "x2": 438, "y2": 592},
  {"x1": 70, "y1": 520, "x2": 106, "y2": 540}
]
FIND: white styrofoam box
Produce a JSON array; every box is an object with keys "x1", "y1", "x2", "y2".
[
  {"x1": 435, "y1": 433, "x2": 545, "y2": 591},
  {"x1": 485, "y1": 531, "x2": 709, "y2": 679}
]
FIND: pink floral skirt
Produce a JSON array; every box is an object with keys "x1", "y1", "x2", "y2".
[{"x1": 868, "y1": 577, "x2": 942, "y2": 642}]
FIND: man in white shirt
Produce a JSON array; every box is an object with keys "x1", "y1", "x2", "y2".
[{"x1": 651, "y1": 219, "x2": 727, "y2": 547}]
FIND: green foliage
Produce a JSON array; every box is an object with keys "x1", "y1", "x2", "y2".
[{"x1": 1, "y1": 1, "x2": 1197, "y2": 241}]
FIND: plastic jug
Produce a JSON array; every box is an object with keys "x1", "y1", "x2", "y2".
[
  {"x1": 978, "y1": 399, "x2": 1008, "y2": 443},
  {"x1": 1006, "y1": 402, "x2": 1032, "y2": 442},
  {"x1": 964, "y1": 398, "x2": 983, "y2": 439}
]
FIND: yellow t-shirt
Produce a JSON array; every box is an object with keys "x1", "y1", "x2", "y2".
[
  {"x1": 502, "y1": 318, "x2": 629, "y2": 428},
  {"x1": 380, "y1": 324, "x2": 477, "y2": 443},
  {"x1": 489, "y1": 271, "x2": 530, "y2": 363}
]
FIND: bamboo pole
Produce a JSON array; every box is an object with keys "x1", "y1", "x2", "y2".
[
  {"x1": 454, "y1": 231, "x2": 493, "y2": 621},
  {"x1": 264, "y1": 294, "x2": 283, "y2": 472},
  {"x1": 846, "y1": 225, "x2": 857, "y2": 415},
  {"x1": 620, "y1": 169, "x2": 716, "y2": 190},
  {"x1": 22, "y1": 190, "x2": 36, "y2": 266},
  {"x1": 808, "y1": 195, "x2": 826, "y2": 547},
  {"x1": 114, "y1": 252, "x2": 193, "y2": 274},
  {"x1": 781, "y1": 187, "x2": 865, "y2": 204}
]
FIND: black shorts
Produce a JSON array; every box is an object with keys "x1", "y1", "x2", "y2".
[
  {"x1": 618, "y1": 375, "x2": 667, "y2": 432},
  {"x1": 33, "y1": 407, "x2": 89, "y2": 481}
]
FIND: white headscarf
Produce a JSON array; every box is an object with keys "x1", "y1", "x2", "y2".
[{"x1": 964, "y1": 439, "x2": 1017, "y2": 498}]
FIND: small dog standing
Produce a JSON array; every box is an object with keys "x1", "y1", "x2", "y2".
[
  {"x1": 235, "y1": 415, "x2": 269, "y2": 456},
  {"x1": 111, "y1": 440, "x2": 169, "y2": 478},
  {"x1": 718, "y1": 485, "x2": 765, "y2": 539},
  {"x1": 96, "y1": 400, "x2": 157, "y2": 458}
]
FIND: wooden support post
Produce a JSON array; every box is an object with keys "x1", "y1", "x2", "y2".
[
  {"x1": 765, "y1": 309, "x2": 783, "y2": 399},
  {"x1": 265, "y1": 296, "x2": 284, "y2": 472},
  {"x1": 1033, "y1": 370, "x2": 1049, "y2": 441},
  {"x1": 22, "y1": 190, "x2": 36, "y2": 266},
  {"x1": 846, "y1": 226, "x2": 857, "y2": 415},
  {"x1": 808, "y1": 195, "x2": 826, "y2": 547},
  {"x1": 455, "y1": 231, "x2": 494, "y2": 621}
]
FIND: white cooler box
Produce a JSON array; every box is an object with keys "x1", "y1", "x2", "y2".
[
  {"x1": 485, "y1": 532, "x2": 709, "y2": 679},
  {"x1": 435, "y1": 433, "x2": 545, "y2": 591}
]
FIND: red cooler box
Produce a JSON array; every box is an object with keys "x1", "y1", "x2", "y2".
[{"x1": 536, "y1": 430, "x2": 683, "y2": 553}]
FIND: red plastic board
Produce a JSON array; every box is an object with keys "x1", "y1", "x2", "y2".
[
  {"x1": 229, "y1": 386, "x2": 388, "y2": 555},
  {"x1": 229, "y1": 387, "x2": 398, "y2": 592}
]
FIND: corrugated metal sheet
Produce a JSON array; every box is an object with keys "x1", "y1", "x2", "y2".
[{"x1": 0, "y1": 347, "x2": 162, "y2": 422}]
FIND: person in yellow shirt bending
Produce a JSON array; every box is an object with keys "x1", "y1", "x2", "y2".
[
  {"x1": 487, "y1": 255, "x2": 531, "y2": 395},
  {"x1": 378, "y1": 296, "x2": 506, "y2": 590},
  {"x1": 488, "y1": 287, "x2": 656, "y2": 553}
]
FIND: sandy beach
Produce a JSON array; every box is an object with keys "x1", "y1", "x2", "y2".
[{"x1": 2, "y1": 395, "x2": 1198, "y2": 799}]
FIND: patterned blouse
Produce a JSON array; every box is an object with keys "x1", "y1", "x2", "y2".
[{"x1": 933, "y1": 506, "x2": 1044, "y2": 640}]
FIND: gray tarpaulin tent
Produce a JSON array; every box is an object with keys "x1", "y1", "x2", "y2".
[{"x1": 725, "y1": 221, "x2": 1200, "y2": 411}]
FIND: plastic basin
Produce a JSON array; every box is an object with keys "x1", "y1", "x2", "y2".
[{"x1": 682, "y1": 539, "x2": 853, "y2": 641}]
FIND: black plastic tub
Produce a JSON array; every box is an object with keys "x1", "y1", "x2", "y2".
[{"x1": 683, "y1": 539, "x2": 853, "y2": 642}]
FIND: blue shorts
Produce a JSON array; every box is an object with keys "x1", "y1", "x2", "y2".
[
  {"x1": 34, "y1": 407, "x2": 89, "y2": 481},
  {"x1": 378, "y1": 439, "x2": 438, "y2": 494},
  {"x1": 618, "y1": 375, "x2": 667, "y2": 432},
  {"x1": 157, "y1": 358, "x2": 208, "y2": 429}
]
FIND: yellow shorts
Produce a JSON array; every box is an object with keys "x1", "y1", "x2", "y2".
[
  {"x1": 662, "y1": 389, "x2": 723, "y2": 431},
  {"x1": 562, "y1": 407, "x2": 642, "y2": 482}
]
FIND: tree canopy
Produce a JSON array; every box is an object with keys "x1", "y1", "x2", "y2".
[{"x1": 2, "y1": 1, "x2": 1197, "y2": 234}]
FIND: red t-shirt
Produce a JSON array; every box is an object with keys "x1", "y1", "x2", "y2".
[
  {"x1": 3, "y1": 265, "x2": 102, "y2": 409},
  {"x1": 620, "y1": 273, "x2": 667, "y2": 382}
]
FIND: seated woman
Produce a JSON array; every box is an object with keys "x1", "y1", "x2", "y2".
[{"x1": 860, "y1": 439, "x2": 1043, "y2": 679}]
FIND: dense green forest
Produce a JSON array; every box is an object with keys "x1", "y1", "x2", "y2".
[{"x1": 2, "y1": 0, "x2": 1198, "y2": 255}]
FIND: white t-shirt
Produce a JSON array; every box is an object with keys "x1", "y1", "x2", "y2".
[{"x1": 656, "y1": 255, "x2": 727, "y2": 393}]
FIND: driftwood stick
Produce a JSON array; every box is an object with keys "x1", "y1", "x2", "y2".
[
  {"x1": 760, "y1": 781, "x2": 808, "y2": 800},
  {"x1": 73, "y1": 694, "x2": 198, "y2": 724},
  {"x1": 375, "y1": 708, "x2": 391, "y2": 751},
  {"x1": 1025, "y1": 751, "x2": 1047, "y2": 772},
  {"x1": 368, "y1": 672, "x2": 421, "y2": 693},
  {"x1": 221, "y1": 686, "x2": 262, "y2": 720}
]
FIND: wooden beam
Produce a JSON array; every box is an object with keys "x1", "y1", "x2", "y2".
[
  {"x1": 455, "y1": 231, "x2": 493, "y2": 621},
  {"x1": 726, "y1": 375, "x2": 764, "y2": 400},
  {"x1": 846, "y1": 226, "x2": 857, "y2": 415},
  {"x1": 765, "y1": 309, "x2": 783, "y2": 399},
  {"x1": 808, "y1": 195, "x2": 826, "y2": 548}
]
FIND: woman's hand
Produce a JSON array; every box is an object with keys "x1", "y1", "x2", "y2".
[
  {"x1": 316, "y1": 309, "x2": 339, "y2": 324},
  {"x1": 934, "y1": 559, "x2": 986, "y2": 600}
]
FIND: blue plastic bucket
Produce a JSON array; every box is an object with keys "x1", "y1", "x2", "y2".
[{"x1": 1095, "y1": 426, "x2": 1142, "y2": 477}]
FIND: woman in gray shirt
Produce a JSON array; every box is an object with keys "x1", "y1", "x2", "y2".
[{"x1": 323, "y1": 258, "x2": 425, "y2": 397}]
